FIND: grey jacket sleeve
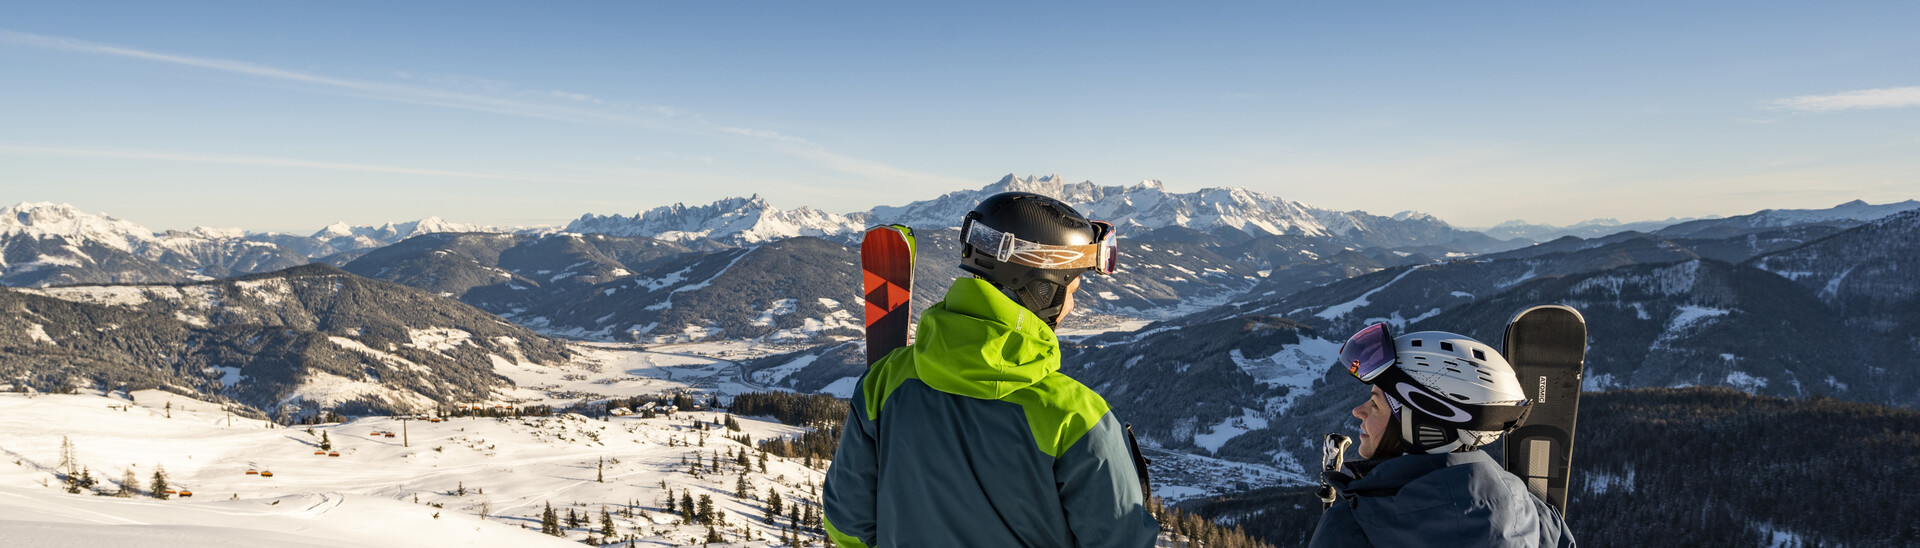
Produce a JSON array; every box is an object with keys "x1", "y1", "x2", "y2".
[
  {"x1": 823, "y1": 389, "x2": 879, "y2": 547},
  {"x1": 1055, "y1": 413, "x2": 1161, "y2": 548}
]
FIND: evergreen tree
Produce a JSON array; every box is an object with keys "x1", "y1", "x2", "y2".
[
  {"x1": 149, "y1": 465, "x2": 169, "y2": 499},
  {"x1": 319, "y1": 430, "x2": 331, "y2": 451},
  {"x1": 697, "y1": 494, "x2": 715, "y2": 525},
  {"x1": 737, "y1": 474, "x2": 754, "y2": 499},
  {"x1": 682, "y1": 490, "x2": 696, "y2": 524},
  {"x1": 758, "y1": 450, "x2": 769, "y2": 473},
  {"x1": 767, "y1": 491, "x2": 784, "y2": 522},
  {"x1": 567, "y1": 507, "x2": 580, "y2": 528},
  {"x1": 541, "y1": 501, "x2": 560, "y2": 536},
  {"x1": 705, "y1": 525, "x2": 724, "y2": 543},
  {"x1": 600, "y1": 506, "x2": 616, "y2": 537},
  {"x1": 597, "y1": 456, "x2": 605, "y2": 483}
]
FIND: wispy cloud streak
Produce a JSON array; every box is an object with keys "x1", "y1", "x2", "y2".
[
  {"x1": 0, "y1": 144, "x2": 607, "y2": 185},
  {"x1": 1767, "y1": 86, "x2": 1920, "y2": 112},
  {"x1": 0, "y1": 30, "x2": 970, "y2": 186}
]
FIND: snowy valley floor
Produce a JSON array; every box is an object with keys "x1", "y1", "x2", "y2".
[{"x1": 1, "y1": 338, "x2": 1276, "y2": 546}]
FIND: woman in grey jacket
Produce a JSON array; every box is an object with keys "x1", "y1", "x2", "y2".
[{"x1": 1310, "y1": 324, "x2": 1576, "y2": 548}]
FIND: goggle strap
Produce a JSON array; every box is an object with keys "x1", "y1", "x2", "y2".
[{"x1": 964, "y1": 220, "x2": 1113, "y2": 272}]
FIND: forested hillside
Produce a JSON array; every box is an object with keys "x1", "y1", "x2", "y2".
[{"x1": 1181, "y1": 387, "x2": 1920, "y2": 547}]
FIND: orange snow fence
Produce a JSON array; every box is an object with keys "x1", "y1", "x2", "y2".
[
  {"x1": 430, "y1": 418, "x2": 441, "y2": 423},
  {"x1": 261, "y1": 471, "x2": 274, "y2": 477},
  {"x1": 385, "y1": 433, "x2": 396, "y2": 438},
  {"x1": 328, "y1": 452, "x2": 340, "y2": 457},
  {"x1": 246, "y1": 470, "x2": 259, "y2": 475},
  {"x1": 179, "y1": 491, "x2": 194, "y2": 497},
  {"x1": 315, "y1": 450, "x2": 327, "y2": 455}
]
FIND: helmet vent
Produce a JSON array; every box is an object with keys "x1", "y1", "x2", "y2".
[
  {"x1": 1472, "y1": 349, "x2": 1487, "y2": 360},
  {"x1": 1410, "y1": 339, "x2": 1423, "y2": 347},
  {"x1": 1439, "y1": 342, "x2": 1454, "y2": 352},
  {"x1": 1416, "y1": 425, "x2": 1447, "y2": 445},
  {"x1": 1451, "y1": 392, "x2": 1469, "y2": 401}
]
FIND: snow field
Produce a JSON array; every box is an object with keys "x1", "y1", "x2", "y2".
[{"x1": 1, "y1": 390, "x2": 831, "y2": 547}]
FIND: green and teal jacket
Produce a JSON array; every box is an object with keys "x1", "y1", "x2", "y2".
[{"x1": 822, "y1": 278, "x2": 1160, "y2": 548}]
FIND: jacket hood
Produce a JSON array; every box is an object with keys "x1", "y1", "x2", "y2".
[{"x1": 912, "y1": 278, "x2": 1060, "y2": 400}]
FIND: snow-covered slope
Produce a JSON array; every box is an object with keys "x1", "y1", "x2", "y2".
[{"x1": 0, "y1": 389, "x2": 822, "y2": 547}]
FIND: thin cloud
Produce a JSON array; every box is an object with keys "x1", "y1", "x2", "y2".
[
  {"x1": 1767, "y1": 86, "x2": 1920, "y2": 112},
  {"x1": 0, "y1": 144, "x2": 610, "y2": 185},
  {"x1": 0, "y1": 29, "x2": 958, "y2": 185}
]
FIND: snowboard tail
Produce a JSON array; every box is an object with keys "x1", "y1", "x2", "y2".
[
  {"x1": 1501, "y1": 305, "x2": 1587, "y2": 516},
  {"x1": 861, "y1": 225, "x2": 915, "y2": 367}
]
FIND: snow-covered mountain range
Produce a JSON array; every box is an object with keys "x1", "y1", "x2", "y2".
[
  {"x1": 0, "y1": 202, "x2": 508, "y2": 286},
  {"x1": 1471, "y1": 217, "x2": 1702, "y2": 242},
  {"x1": 567, "y1": 174, "x2": 1514, "y2": 252}
]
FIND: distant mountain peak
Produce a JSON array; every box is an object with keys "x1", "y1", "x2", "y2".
[
  {"x1": 0, "y1": 201, "x2": 157, "y2": 252},
  {"x1": 566, "y1": 193, "x2": 862, "y2": 244}
]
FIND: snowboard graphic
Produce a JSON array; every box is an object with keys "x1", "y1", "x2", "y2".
[
  {"x1": 860, "y1": 225, "x2": 915, "y2": 366},
  {"x1": 1501, "y1": 304, "x2": 1587, "y2": 516}
]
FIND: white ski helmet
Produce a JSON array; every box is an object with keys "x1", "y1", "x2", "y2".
[{"x1": 1377, "y1": 331, "x2": 1531, "y2": 454}]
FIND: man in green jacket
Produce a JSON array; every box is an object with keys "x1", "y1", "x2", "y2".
[{"x1": 824, "y1": 192, "x2": 1160, "y2": 548}]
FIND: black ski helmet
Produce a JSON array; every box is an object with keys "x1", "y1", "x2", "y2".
[{"x1": 959, "y1": 192, "x2": 1114, "y2": 327}]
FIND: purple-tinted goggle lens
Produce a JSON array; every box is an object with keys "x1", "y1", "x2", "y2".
[{"x1": 1339, "y1": 323, "x2": 1395, "y2": 382}]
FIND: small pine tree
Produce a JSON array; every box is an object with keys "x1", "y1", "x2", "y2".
[
  {"x1": 598, "y1": 456, "x2": 605, "y2": 483},
  {"x1": 767, "y1": 491, "x2": 784, "y2": 522},
  {"x1": 759, "y1": 450, "x2": 769, "y2": 473},
  {"x1": 541, "y1": 501, "x2": 560, "y2": 536},
  {"x1": 601, "y1": 506, "x2": 616, "y2": 537},
  {"x1": 320, "y1": 431, "x2": 332, "y2": 451},
  {"x1": 150, "y1": 465, "x2": 170, "y2": 499},
  {"x1": 697, "y1": 494, "x2": 715, "y2": 525},
  {"x1": 736, "y1": 474, "x2": 753, "y2": 498},
  {"x1": 567, "y1": 507, "x2": 580, "y2": 528},
  {"x1": 681, "y1": 490, "x2": 696, "y2": 524}
]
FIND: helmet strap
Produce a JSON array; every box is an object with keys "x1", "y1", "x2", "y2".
[{"x1": 1009, "y1": 279, "x2": 1068, "y2": 328}]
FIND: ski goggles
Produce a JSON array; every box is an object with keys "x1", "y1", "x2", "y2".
[
  {"x1": 962, "y1": 217, "x2": 1119, "y2": 275},
  {"x1": 1338, "y1": 322, "x2": 1397, "y2": 382}
]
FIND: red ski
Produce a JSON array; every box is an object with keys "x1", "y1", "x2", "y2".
[{"x1": 861, "y1": 225, "x2": 915, "y2": 366}]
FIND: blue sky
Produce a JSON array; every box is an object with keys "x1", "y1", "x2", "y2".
[{"x1": 2, "y1": 2, "x2": 1916, "y2": 233}]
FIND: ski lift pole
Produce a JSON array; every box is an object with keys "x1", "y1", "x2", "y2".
[{"x1": 1315, "y1": 433, "x2": 1352, "y2": 510}]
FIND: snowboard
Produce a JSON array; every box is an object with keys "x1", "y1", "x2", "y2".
[
  {"x1": 860, "y1": 225, "x2": 915, "y2": 367},
  {"x1": 1501, "y1": 304, "x2": 1587, "y2": 517}
]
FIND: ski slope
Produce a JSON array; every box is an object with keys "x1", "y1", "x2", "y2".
[{"x1": 0, "y1": 390, "x2": 820, "y2": 547}]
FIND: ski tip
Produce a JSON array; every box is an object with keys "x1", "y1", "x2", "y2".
[{"x1": 1507, "y1": 304, "x2": 1586, "y2": 325}]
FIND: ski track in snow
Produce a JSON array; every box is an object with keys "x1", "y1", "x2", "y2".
[{"x1": 1315, "y1": 265, "x2": 1423, "y2": 320}]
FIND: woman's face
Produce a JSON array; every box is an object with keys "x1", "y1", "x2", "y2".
[{"x1": 1352, "y1": 385, "x2": 1393, "y2": 458}]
